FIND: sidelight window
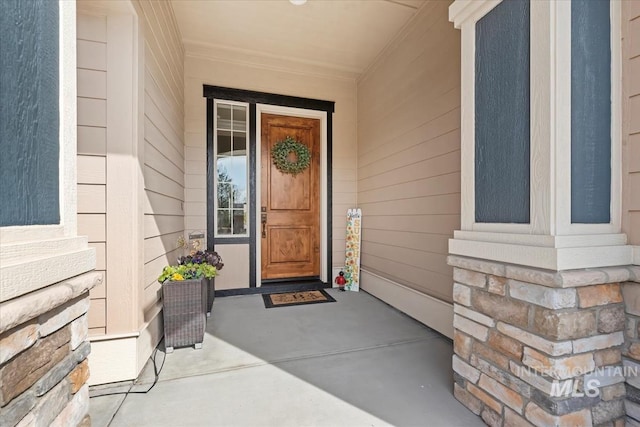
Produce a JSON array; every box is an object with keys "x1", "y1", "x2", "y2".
[{"x1": 214, "y1": 101, "x2": 249, "y2": 237}]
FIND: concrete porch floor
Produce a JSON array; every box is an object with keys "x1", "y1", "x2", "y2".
[{"x1": 89, "y1": 289, "x2": 483, "y2": 426}]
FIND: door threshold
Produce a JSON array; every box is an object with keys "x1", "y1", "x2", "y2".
[
  {"x1": 215, "y1": 280, "x2": 329, "y2": 297},
  {"x1": 261, "y1": 277, "x2": 321, "y2": 285}
]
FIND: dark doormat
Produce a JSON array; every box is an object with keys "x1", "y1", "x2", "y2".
[{"x1": 262, "y1": 289, "x2": 336, "y2": 309}]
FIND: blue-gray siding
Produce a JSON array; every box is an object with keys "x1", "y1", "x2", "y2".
[
  {"x1": 0, "y1": 0, "x2": 59, "y2": 226},
  {"x1": 474, "y1": 0, "x2": 530, "y2": 224},
  {"x1": 571, "y1": 0, "x2": 611, "y2": 224}
]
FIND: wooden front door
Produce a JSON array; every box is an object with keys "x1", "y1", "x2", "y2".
[{"x1": 261, "y1": 113, "x2": 320, "y2": 280}]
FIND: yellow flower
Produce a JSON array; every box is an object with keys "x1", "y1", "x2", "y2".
[{"x1": 171, "y1": 273, "x2": 184, "y2": 281}]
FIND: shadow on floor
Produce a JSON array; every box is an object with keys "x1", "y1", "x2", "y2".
[{"x1": 91, "y1": 289, "x2": 483, "y2": 427}]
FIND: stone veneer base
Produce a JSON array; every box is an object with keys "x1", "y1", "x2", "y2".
[
  {"x1": 623, "y1": 282, "x2": 640, "y2": 425},
  {"x1": 448, "y1": 255, "x2": 637, "y2": 427},
  {"x1": 0, "y1": 272, "x2": 101, "y2": 427}
]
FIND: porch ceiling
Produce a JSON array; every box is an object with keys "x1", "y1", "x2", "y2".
[{"x1": 171, "y1": 0, "x2": 426, "y2": 77}]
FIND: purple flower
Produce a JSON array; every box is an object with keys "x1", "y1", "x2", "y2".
[{"x1": 177, "y1": 250, "x2": 223, "y2": 270}]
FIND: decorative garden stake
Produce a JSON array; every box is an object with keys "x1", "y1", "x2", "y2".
[{"x1": 344, "y1": 209, "x2": 362, "y2": 292}]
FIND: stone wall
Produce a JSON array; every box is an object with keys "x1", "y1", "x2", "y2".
[
  {"x1": 623, "y1": 282, "x2": 640, "y2": 425},
  {"x1": 449, "y1": 255, "x2": 640, "y2": 427},
  {"x1": 0, "y1": 272, "x2": 101, "y2": 427}
]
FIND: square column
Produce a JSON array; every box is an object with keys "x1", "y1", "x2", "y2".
[{"x1": 449, "y1": 1, "x2": 636, "y2": 425}]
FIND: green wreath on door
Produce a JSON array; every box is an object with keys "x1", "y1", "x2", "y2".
[{"x1": 271, "y1": 136, "x2": 311, "y2": 175}]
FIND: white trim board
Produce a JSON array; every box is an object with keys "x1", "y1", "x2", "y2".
[
  {"x1": 450, "y1": 230, "x2": 633, "y2": 270},
  {"x1": 449, "y1": 236, "x2": 633, "y2": 271},
  {"x1": 105, "y1": 10, "x2": 142, "y2": 334},
  {"x1": 88, "y1": 309, "x2": 162, "y2": 385},
  {"x1": 255, "y1": 105, "x2": 328, "y2": 285},
  {"x1": 88, "y1": 335, "x2": 137, "y2": 385},
  {"x1": 360, "y1": 269, "x2": 453, "y2": 339}
]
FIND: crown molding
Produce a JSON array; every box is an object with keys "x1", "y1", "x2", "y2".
[
  {"x1": 77, "y1": 0, "x2": 134, "y2": 16},
  {"x1": 183, "y1": 39, "x2": 360, "y2": 82},
  {"x1": 449, "y1": 0, "x2": 502, "y2": 29}
]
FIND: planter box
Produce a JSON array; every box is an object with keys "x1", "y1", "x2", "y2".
[
  {"x1": 162, "y1": 278, "x2": 207, "y2": 353},
  {"x1": 206, "y1": 278, "x2": 215, "y2": 317}
]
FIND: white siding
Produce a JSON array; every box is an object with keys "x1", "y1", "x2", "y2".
[
  {"x1": 78, "y1": 2, "x2": 185, "y2": 338},
  {"x1": 77, "y1": 13, "x2": 107, "y2": 335},
  {"x1": 357, "y1": 1, "x2": 461, "y2": 303},
  {"x1": 623, "y1": 1, "x2": 640, "y2": 250},
  {"x1": 136, "y1": 0, "x2": 185, "y2": 316},
  {"x1": 77, "y1": 1, "x2": 185, "y2": 385}
]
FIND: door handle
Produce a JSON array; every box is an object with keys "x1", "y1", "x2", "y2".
[{"x1": 261, "y1": 212, "x2": 267, "y2": 238}]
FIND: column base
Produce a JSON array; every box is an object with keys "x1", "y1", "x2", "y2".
[{"x1": 449, "y1": 255, "x2": 635, "y2": 427}]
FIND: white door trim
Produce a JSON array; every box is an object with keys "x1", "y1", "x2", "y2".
[{"x1": 255, "y1": 104, "x2": 328, "y2": 286}]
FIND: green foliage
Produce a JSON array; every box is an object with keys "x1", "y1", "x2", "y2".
[
  {"x1": 157, "y1": 263, "x2": 217, "y2": 284},
  {"x1": 158, "y1": 249, "x2": 223, "y2": 284},
  {"x1": 216, "y1": 165, "x2": 241, "y2": 210},
  {"x1": 271, "y1": 136, "x2": 311, "y2": 175}
]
